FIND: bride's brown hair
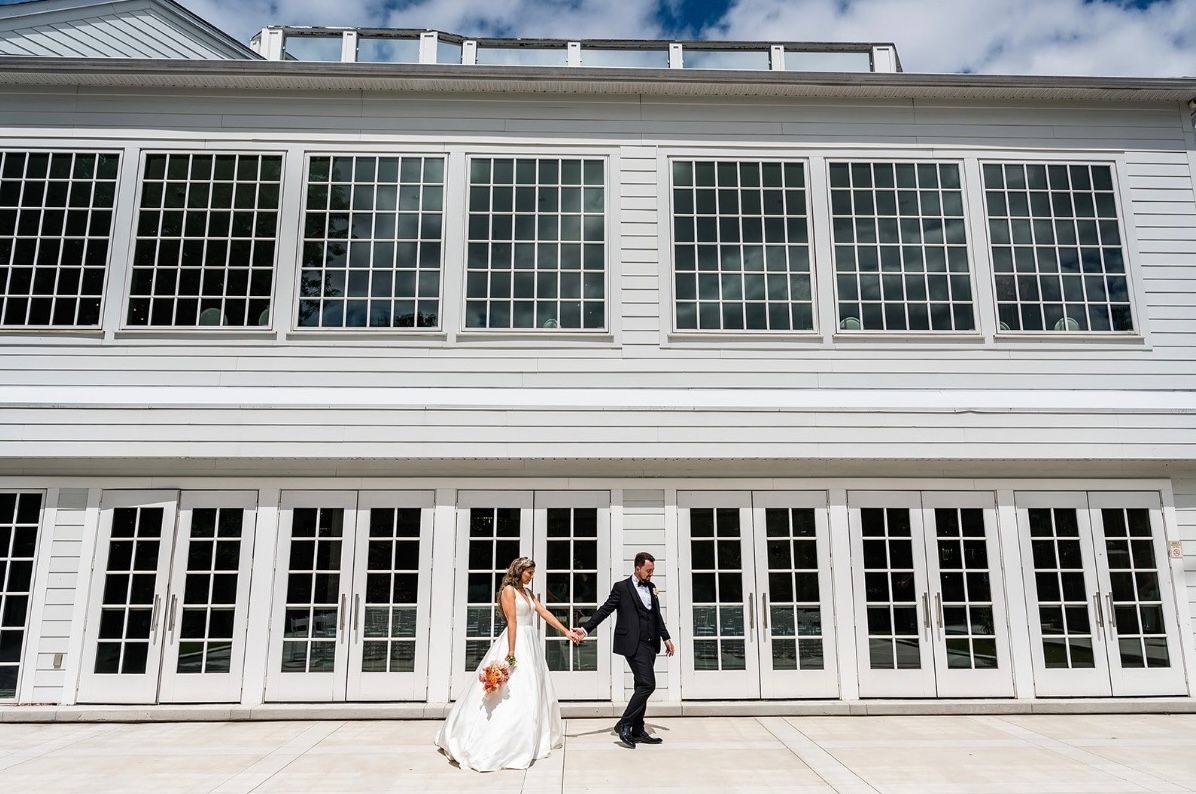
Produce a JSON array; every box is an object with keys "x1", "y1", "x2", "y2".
[{"x1": 497, "y1": 556, "x2": 536, "y2": 603}]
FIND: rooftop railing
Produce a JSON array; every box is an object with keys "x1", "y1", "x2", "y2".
[{"x1": 250, "y1": 28, "x2": 900, "y2": 73}]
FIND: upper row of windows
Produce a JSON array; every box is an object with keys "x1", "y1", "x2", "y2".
[{"x1": 0, "y1": 150, "x2": 1136, "y2": 335}]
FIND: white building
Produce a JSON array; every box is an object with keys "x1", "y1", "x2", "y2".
[{"x1": 0, "y1": 0, "x2": 1194, "y2": 715}]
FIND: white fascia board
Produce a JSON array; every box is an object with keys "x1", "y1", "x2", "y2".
[{"x1": 1, "y1": 385, "x2": 1194, "y2": 414}]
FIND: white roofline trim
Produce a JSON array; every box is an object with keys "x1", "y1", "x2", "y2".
[{"x1": 0, "y1": 57, "x2": 1192, "y2": 102}]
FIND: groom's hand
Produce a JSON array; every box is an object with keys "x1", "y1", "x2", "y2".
[
  {"x1": 665, "y1": 639, "x2": 676, "y2": 657},
  {"x1": 572, "y1": 627, "x2": 588, "y2": 645}
]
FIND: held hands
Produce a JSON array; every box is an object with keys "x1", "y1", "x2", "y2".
[{"x1": 568, "y1": 627, "x2": 587, "y2": 645}]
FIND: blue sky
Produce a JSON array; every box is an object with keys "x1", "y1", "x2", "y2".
[{"x1": 3, "y1": 0, "x2": 1194, "y2": 75}]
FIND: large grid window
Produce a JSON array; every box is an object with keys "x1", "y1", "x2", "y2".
[
  {"x1": 176, "y1": 508, "x2": 241, "y2": 675},
  {"x1": 361, "y1": 507, "x2": 421, "y2": 673},
  {"x1": 0, "y1": 152, "x2": 118, "y2": 326},
  {"x1": 0, "y1": 492, "x2": 40, "y2": 697},
  {"x1": 1028, "y1": 508, "x2": 1094, "y2": 669},
  {"x1": 861, "y1": 507, "x2": 921, "y2": 670},
  {"x1": 1100, "y1": 508, "x2": 1171, "y2": 669},
  {"x1": 463, "y1": 507, "x2": 521, "y2": 670},
  {"x1": 299, "y1": 155, "x2": 444, "y2": 329},
  {"x1": 465, "y1": 157, "x2": 605, "y2": 330},
  {"x1": 764, "y1": 507, "x2": 824, "y2": 671},
  {"x1": 543, "y1": 507, "x2": 599, "y2": 673},
  {"x1": 830, "y1": 161, "x2": 975, "y2": 332},
  {"x1": 983, "y1": 162, "x2": 1132, "y2": 332},
  {"x1": 128, "y1": 153, "x2": 282, "y2": 328},
  {"x1": 672, "y1": 160, "x2": 813, "y2": 332},
  {"x1": 281, "y1": 507, "x2": 344, "y2": 674},
  {"x1": 689, "y1": 507, "x2": 748, "y2": 672}
]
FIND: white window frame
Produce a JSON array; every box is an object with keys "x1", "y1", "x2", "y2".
[
  {"x1": 117, "y1": 148, "x2": 288, "y2": 335},
  {"x1": 659, "y1": 149, "x2": 822, "y2": 342},
  {"x1": 975, "y1": 155, "x2": 1147, "y2": 342},
  {"x1": 0, "y1": 148, "x2": 124, "y2": 334},
  {"x1": 289, "y1": 151, "x2": 448, "y2": 335},
  {"x1": 456, "y1": 149, "x2": 615, "y2": 338},
  {"x1": 823, "y1": 156, "x2": 984, "y2": 338}
]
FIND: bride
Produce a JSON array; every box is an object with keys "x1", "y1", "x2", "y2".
[{"x1": 435, "y1": 557, "x2": 583, "y2": 772}]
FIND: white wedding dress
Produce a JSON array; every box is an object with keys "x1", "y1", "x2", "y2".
[{"x1": 435, "y1": 588, "x2": 563, "y2": 772}]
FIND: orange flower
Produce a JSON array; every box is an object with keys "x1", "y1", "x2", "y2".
[{"x1": 478, "y1": 661, "x2": 511, "y2": 695}]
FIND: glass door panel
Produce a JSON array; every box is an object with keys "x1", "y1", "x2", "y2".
[
  {"x1": 751, "y1": 492, "x2": 837, "y2": 698},
  {"x1": 677, "y1": 492, "x2": 759, "y2": 699},
  {"x1": 1016, "y1": 493, "x2": 1111, "y2": 696},
  {"x1": 265, "y1": 492, "x2": 358, "y2": 702},
  {"x1": 0, "y1": 491, "x2": 42, "y2": 701},
  {"x1": 346, "y1": 491, "x2": 435, "y2": 701},
  {"x1": 849, "y1": 493, "x2": 935, "y2": 697},
  {"x1": 78, "y1": 491, "x2": 179, "y2": 704},
  {"x1": 158, "y1": 492, "x2": 257, "y2": 703},
  {"x1": 1089, "y1": 492, "x2": 1187, "y2": 696},
  {"x1": 922, "y1": 494, "x2": 1013, "y2": 697},
  {"x1": 451, "y1": 491, "x2": 531, "y2": 698},
  {"x1": 533, "y1": 491, "x2": 610, "y2": 700}
]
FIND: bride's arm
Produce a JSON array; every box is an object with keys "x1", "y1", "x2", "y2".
[
  {"x1": 500, "y1": 586, "x2": 518, "y2": 658},
  {"x1": 533, "y1": 595, "x2": 576, "y2": 639}
]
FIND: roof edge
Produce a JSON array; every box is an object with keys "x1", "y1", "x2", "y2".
[{"x1": 0, "y1": 57, "x2": 1192, "y2": 103}]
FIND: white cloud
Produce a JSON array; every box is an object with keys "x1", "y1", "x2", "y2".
[
  {"x1": 176, "y1": 0, "x2": 1196, "y2": 77},
  {"x1": 708, "y1": 0, "x2": 1196, "y2": 76}
]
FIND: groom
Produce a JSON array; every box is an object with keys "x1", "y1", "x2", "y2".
[{"x1": 574, "y1": 552, "x2": 675, "y2": 749}]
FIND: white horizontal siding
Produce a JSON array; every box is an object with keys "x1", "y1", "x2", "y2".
[
  {"x1": 0, "y1": 91, "x2": 1190, "y2": 464},
  {"x1": 0, "y1": 7, "x2": 238, "y2": 60},
  {"x1": 1172, "y1": 478, "x2": 1196, "y2": 649},
  {"x1": 31, "y1": 488, "x2": 88, "y2": 702},
  {"x1": 620, "y1": 490, "x2": 668, "y2": 696}
]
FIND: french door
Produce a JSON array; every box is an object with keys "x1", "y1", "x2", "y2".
[
  {"x1": 78, "y1": 490, "x2": 258, "y2": 704},
  {"x1": 265, "y1": 491, "x2": 434, "y2": 702},
  {"x1": 677, "y1": 491, "x2": 837, "y2": 699},
  {"x1": 849, "y1": 491, "x2": 1013, "y2": 698},
  {"x1": 1019, "y1": 491, "x2": 1187, "y2": 696},
  {"x1": 450, "y1": 491, "x2": 611, "y2": 700}
]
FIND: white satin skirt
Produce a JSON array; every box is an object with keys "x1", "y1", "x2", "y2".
[{"x1": 434, "y1": 624, "x2": 563, "y2": 772}]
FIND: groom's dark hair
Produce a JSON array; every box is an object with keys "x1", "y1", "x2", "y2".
[{"x1": 634, "y1": 552, "x2": 655, "y2": 567}]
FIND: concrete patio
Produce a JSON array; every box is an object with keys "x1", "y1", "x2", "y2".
[{"x1": 0, "y1": 714, "x2": 1194, "y2": 793}]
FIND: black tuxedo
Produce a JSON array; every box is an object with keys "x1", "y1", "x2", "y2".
[
  {"x1": 584, "y1": 576, "x2": 671, "y2": 654},
  {"x1": 583, "y1": 576, "x2": 671, "y2": 734}
]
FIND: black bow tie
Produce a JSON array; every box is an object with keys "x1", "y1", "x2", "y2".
[{"x1": 636, "y1": 580, "x2": 650, "y2": 588}]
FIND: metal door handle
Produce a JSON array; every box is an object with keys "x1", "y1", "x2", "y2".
[
  {"x1": 1106, "y1": 593, "x2": 1117, "y2": 631},
  {"x1": 339, "y1": 594, "x2": 347, "y2": 637},
  {"x1": 921, "y1": 592, "x2": 930, "y2": 637},
  {"x1": 1093, "y1": 594, "x2": 1104, "y2": 633},
  {"x1": 150, "y1": 594, "x2": 161, "y2": 639},
  {"x1": 762, "y1": 593, "x2": 769, "y2": 631},
  {"x1": 747, "y1": 593, "x2": 755, "y2": 638},
  {"x1": 935, "y1": 593, "x2": 943, "y2": 636},
  {"x1": 167, "y1": 594, "x2": 178, "y2": 642},
  {"x1": 353, "y1": 594, "x2": 360, "y2": 641}
]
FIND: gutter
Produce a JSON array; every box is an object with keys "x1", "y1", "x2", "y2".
[{"x1": 0, "y1": 57, "x2": 1192, "y2": 103}]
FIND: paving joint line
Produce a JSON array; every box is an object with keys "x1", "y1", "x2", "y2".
[
  {"x1": 755, "y1": 716, "x2": 879, "y2": 794},
  {"x1": 980, "y1": 715, "x2": 1191, "y2": 793},
  {"x1": 0, "y1": 723, "x2": 117, "y2": 774}
]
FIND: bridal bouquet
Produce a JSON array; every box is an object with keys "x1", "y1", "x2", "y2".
[{"x1": 478, "y1": 661, "x2": 511, "y2": 696}]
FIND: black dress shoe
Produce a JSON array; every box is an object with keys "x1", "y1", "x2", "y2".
[
  {"x1": 616, "y1": 724, "x2": 637, "y2": 749},
  {"x1": 632, "y1": 730, "x2": 662, "y2": 744}
]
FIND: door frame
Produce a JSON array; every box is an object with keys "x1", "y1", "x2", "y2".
[
  {"x1": 157, "y1": 490, "x2": 259, "y2": 704},
  {"x1": 344, "y1": 490, "x2": 436, "y2": 701},
  {"x1": 848, "y1": 491, "x2": 936, "y2": 698},
  {"x1": 750, "y1": 490, "x2": 838, "y2": 698},
  {"x1": 77, "y1": 490, "x2": 179, "y2": 704},
  {"x1": 532, "y1": 490, "x2": 612, "y2": 700},
  {"x1": 1015, "y1": 491, "x2": 1112, "y2": 697},
  {"x1": 1087, "y1": 491, "x2": 1188, "y2": 697},
  {"x1": 920, "y1": 491, "x2": 1014, "y2": 697},
  {"x1": 449, "y1": 491, "x2": 533, "y2": 699},
  {"x1": 676, "y1": 491, "x2": 761, "y2": 699},
  {"x1": 264, "y1": 490, "x2": 359, "y2": 702}
]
